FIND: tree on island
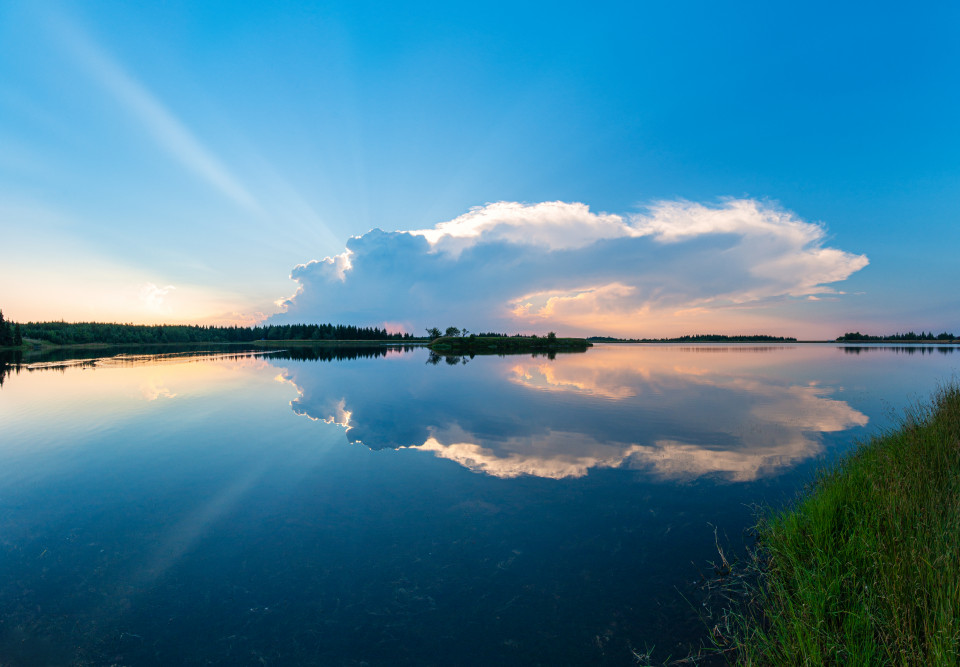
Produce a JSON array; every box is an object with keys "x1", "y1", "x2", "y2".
[
  {"x1": 444, "y1": 326, "x2": 461, "y2": 338},
  {"x1": 426, "y1": 327, "x2": 442, "y2": 340}
]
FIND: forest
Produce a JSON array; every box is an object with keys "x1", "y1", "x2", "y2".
[
  {"x1": 836, "y1": 331, "x2": 957, "y2": 342},
  {"x1": 10, "y1": 318, "x2": 414, "y2": 346},
  {"x1": 587, "y1": 334, "x2": 798, "y2": 343},
  {"x1": 0, "y1": 311, "x2": 23, "y2": 347}
]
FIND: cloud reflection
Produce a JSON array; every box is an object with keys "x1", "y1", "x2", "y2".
[{"x1": 276, "y1": 346, "x2": 868, "y2": 481}]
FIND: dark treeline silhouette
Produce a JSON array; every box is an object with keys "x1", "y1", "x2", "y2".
[
  {"x1": 837, "y1": 331, "x2": 957, "y2": 342},
  {"x1": 0, "y1": 310, "x2": 22, "y2": 347},
  {"x1": 588, "y1": 334, "x2": 798, "y2": 343},
  {"x1": 841, "y1": 345, "x2": 957, "y2": 356},
  {"x1": 17, "y1": 320, "x2": 415, "y2": 345},
  {"x1": 424, "y1": 327, "x2": 555, "y2": 341}
]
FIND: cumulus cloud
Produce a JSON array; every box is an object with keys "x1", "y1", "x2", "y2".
[{"x1": 274, "y1": 199, "x2": 868, "y2": 336}]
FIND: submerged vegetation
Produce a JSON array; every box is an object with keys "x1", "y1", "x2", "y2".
[{"x1": 725, "y1": 385, "x2": 960, "y2": 665}]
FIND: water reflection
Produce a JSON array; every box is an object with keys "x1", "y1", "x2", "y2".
[
  {"x1": 840, "y1": 345, "x2": 957, "y2": 355},
  {"x1": 1, "y1": 343, "x2": 957, "y2": 665},
  {"x1": 0, "y1": 345, "x2": 426, "y2": 388},
  {"x1": 278, "y1": 345, "x2": 870, "y2": 481}
]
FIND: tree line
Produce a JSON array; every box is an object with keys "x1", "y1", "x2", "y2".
[
  {"x1": 587, "y1": 334, "x2": 798, "y2": 343},
  {"x1": 6, "y1": 316, "x2": 415, "y2": 346},
  {"x1": 0, "y1": 311, "x2": 23, "y2": 347},
  {"x1": 837, "y1": 331, "x2": 957, "y2": 342},
  {"x1": 424, "y1": 327, "x2": 555, "y2": 340}
]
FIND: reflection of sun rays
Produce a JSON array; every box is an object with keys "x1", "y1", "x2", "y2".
[{"x1": 133, "y1": 467, "x2": 267, "y2": 587}]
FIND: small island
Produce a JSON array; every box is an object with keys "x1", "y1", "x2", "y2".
[{"x1": 427, "y1": 331, "x2": 591, "y2": 353}]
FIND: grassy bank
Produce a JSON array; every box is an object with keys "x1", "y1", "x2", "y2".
[{"x1": 728, "y1": 385, "x2": 960, "y2": 665}]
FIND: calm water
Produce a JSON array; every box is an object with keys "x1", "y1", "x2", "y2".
[{"x1": 1, "y1": 343, "x2": 957, "y2": 665}]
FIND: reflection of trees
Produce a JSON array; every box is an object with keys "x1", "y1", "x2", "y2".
[
  {"x1": 425, "y1": 348, "x2": 561, "y2": 366},
  {"x1": 841, "y1": 345, "x2": 956, "y2": 355},
  {"x1": 0, "y1": 351, "x2": 23, "y2": 387},
  {"x1": 269, "y1": 345, "x2": 421, "y2": 362},
  {"x1": 0, "y1": 346, "x2": 423, "y2": 386}
]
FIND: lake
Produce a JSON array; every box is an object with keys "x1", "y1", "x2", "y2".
[{"x1": 0, "y1": 343, "x2": 957, "y2": 665}]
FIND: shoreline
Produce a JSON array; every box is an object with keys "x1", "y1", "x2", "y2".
[
  {"x1": 1, "y1": 339, "x2": 430, "y2": 352},
  {"x1": 724, "y1": 385, "x2": 960, "y2": 664},
  {"x1": 6, "y1": 338, "x2": 960, "y2": 354},
  {"x1": 590, "y1": 340, "x2": 960, "y2": 347}
]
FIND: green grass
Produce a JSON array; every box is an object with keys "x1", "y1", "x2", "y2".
[{"x1": 729, "y1": 385, "x2": 960, "y2": 666}]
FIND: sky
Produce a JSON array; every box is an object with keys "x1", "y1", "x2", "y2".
[{"x1": 1, "y1": 1, "x2": 958, "y2": 338}]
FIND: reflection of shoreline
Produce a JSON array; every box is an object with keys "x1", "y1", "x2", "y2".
[
  {"x1": 840, "y1": 345, "x2": 956, "y2": 355},
  {"x1": 0, "y1": 345, "x2": 425, "y2": 387},
  {"x1": 279, "y1": 346, "x2": 871, "y2": 482},
  {"x1": 0, "y1": 350, "x2": 277, "y2": 387}
]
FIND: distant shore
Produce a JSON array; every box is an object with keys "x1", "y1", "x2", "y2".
[
  {"x1": 590, "y1": 339, "x2": 960, "y2": 345},
  {"x1": 8, "y1": 338, "x2": 960, "y2": 354},
  {"x1": 0, "y1": 338, "x2": 430, "y2": 353}
]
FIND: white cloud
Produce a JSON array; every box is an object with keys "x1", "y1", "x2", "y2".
[
  {"x1": 138, "y1": 282, "x2": 176, "y2": 312},
  {"x1": 274, "y1": 199, "x2": 868, "y2": 336},
  {"x1": 411, "y1": 201, "x2": 635, "y2": 256}
]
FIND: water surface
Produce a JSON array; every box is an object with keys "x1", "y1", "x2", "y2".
[{"x1": 1, "y1": 343, "x2": 957, "y2": 665}]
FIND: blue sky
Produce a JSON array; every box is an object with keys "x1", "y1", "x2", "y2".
[{"x1": 1, "y1": 1, "x2": 957, "y2": 337}]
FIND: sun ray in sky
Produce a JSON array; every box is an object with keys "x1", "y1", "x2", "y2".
[
  {"x1": 1, "y1": 2, "x2": 958, "y2": 335},
  {"x1": 43, "y1": 10, "x2": 261, "y2": 214}
]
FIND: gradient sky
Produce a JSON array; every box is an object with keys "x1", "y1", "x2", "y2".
[{"x1": 1, "y1": 1, "x2": 958, "y2": 338}]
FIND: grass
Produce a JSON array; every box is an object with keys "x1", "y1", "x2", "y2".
[{"x1": 726, "y1": 384, "x2": 960, "y2": 666}]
